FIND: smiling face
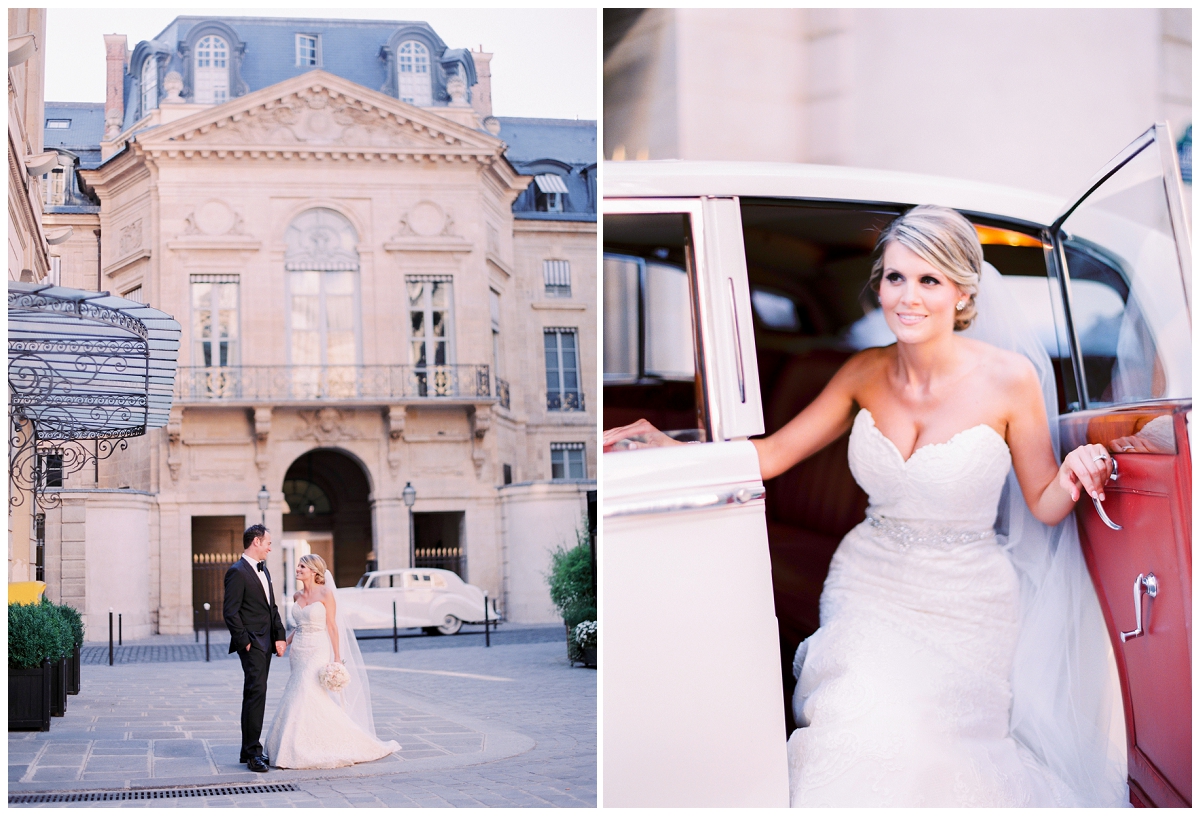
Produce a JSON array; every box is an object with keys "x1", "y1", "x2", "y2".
[
  {"x1": 877, "y1": 241, "x2": 967, "y2": 345},
  {"x1": 295, "y1": 562, "x2": 315, "y2": 584}
]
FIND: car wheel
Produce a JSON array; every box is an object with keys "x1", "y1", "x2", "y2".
[{"x1": 436, "y1": 614, "x2": 462, "y2": 635}]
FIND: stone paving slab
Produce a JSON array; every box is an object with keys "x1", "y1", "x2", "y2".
[{"x1": 10, "y1": 633, "x2": 595, "y2": 808}]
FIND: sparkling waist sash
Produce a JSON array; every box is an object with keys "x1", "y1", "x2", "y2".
[{"x1": 864, "y1": 513, "x2": 995, "y2": 551}]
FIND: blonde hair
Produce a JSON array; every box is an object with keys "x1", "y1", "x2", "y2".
[
  {"x1": 868, "y1": 205, "x2": 983, "y2": 331},
  {"x1": 298, "y1": 554, "x2": 327, "y2": 584}
]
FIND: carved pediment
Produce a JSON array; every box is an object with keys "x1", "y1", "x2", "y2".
[{"x1": 142, "y1": 71, "x2": 503, "y2": 156}]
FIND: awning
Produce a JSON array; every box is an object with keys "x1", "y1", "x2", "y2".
[
  {"x1": 8, "y1": 282, "x2": 181, "y2": 440},
  {"x1": 534, "y1": 173, "x2": 570, "y2": 194}
]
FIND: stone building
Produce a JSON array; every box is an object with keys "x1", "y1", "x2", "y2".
[
  {"x1": 605, "y1": 9, "x2": 1191, "y2": 199},
  {"x1": 33, "y1": 16, "x2": 596, "y2": 637}
]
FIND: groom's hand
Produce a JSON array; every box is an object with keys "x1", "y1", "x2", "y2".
[
  {"x1": 275, "y1": 641, "x2": 287, "y2": 657},
  {"x1": 245, "y1": 643, "x2": 251, "y2": 652}
]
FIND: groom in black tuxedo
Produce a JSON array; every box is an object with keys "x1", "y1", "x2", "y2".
[{"x1": 224, "y1": 524, "x2": 286, "y2": 773}]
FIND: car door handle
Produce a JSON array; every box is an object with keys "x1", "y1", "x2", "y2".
[
  {"x1": 604, "y1": 485, "x2": 765, "y2": 518},
  {"x1": 1091, "y1": 457, "x2": 1121, "y2": 530},
  {"x1": 1119, "y1": 572, "x2": 1158, "y2": 642}
]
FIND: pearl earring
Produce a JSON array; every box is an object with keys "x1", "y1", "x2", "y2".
[{"x1": 956, "y1": 300, "x2": 966, "y2": 311}]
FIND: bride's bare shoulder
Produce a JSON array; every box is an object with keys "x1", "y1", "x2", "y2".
[{"x1": 962, "y1": 338, "x2": 1041, "y2": 404}]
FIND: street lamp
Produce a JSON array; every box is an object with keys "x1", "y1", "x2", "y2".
[
  {"x1": 402, "y1": 482, "x2": 416, "y2": 568},
  {"x1": 256, "y1": 485, "x2": 270, "y2": 526}
]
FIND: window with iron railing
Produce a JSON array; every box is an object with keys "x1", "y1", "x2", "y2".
[{"x1": 544, "y1": 328, "x2": 582, "y2": 411}]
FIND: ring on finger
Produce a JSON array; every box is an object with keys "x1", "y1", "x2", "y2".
[{"x1": 1092, "y1": 454, "x2": 1109, "y2": 463}]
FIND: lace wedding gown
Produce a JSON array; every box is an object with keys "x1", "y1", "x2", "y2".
[
  {"x1": 787, "y1": 409, "x2": 1075, "y2": 807},
  {"x1": 263, "y1": 601, "x2": 400, "y2": 769}
]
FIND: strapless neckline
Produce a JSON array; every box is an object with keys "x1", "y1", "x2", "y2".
[{"x1": 857, "y1": 408, "x2": 1007, "y2": 466}]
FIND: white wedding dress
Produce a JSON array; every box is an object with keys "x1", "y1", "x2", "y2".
[
  {"x1": 263, "y1": 601, "x2": 400, "y2": 769},
  {"x1": 787, "y1": 408, "x2": 1075, "y2": 807}
]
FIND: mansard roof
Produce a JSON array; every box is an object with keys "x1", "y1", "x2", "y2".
[
  {"x1": 497, "y1": 117, "x2": 597, "y2": 168},
  {"x1": 44, "y1": 102, "x2": 106, "y2": 169}
]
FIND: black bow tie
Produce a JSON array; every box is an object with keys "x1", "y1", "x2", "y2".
[{"x1": 256, "y1": 561, "x2": 266, "y2": 572}]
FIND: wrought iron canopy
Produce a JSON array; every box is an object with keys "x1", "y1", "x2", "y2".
[{"x1": 8, "y1": 282, "x2": 181, "y2": 440}]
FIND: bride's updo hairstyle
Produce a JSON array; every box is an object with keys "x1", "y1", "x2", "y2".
[
  {"x1": 298, "y1": 553, "x2": 327, "y2": 583},
  {"x1": 868, "y1": 204, "x2": 983, "y2": 331}
]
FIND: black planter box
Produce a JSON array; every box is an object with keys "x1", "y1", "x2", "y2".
[
  {"x1": 67, "y1": 644, "x2": 80, "y2": 695},
  {"x1": 50, "y1": 658, "x2": 68, "y2": 717},
  {"x1": 9, "y1": 661, "x2": 52, "y2": 732}
]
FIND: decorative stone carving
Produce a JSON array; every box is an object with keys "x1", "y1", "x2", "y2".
[
  {"x1": 252, "y1": 406, "x2": 272, "y2": 476},
  {"x1": 119, "y1": 219, "x2": 143, "y2": 256},
  {"x1": 470, "y1": 406, "x2": 491, "y2": 478},
  {"x1": 185, "y1": 88, "x2": 451, "y2": 149},
  {"x1": 166, "y1": 406, "x2": 183, "y2": 481},
  {"x1": 396, "y1": 201, "x2": 454, "y2": 238},
  {"x1": 446, "y1": 70, "x2": 468, "y2": 106},
  {"x1": 162, "y1": 71, "x2": 184, "y2": 104},
  {"x1": 384, "y1": 406, "x2": 406, "y2": 473},
  {"x1": 183, "y1": 200, "x2": 246, "y2": 237},
  {"x1": 285, "y1": 208, "x2": 359, "y2": 271},
  {"x1": 294, "y1": 407, "x2": 358, "y2": 444}
]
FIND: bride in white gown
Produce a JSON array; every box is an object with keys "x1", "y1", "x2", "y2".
[
  {"x1": 604, "y1": 205, "x2": 1127, "y2": 807},
  {"x1": 264, "y1": 554, "x2": 399, "y2": 769}
]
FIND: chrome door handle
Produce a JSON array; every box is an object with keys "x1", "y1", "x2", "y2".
[
  {"x1": 1091, "y1": 457, "x2": 1121, "y2": 530},
  {"x1": 604, "y1": 485, "x2": 765, "y2": 518},
  {"x1": 1119, "y1": 572, "x2": 1158, "y2": 642}
]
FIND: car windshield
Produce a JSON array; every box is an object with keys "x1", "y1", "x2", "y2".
[{"x1": 355, "y1": 573, "x2": 371, "y2": 588}]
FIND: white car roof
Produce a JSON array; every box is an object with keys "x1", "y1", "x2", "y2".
[{"x1": 603, "y1": 161, "x2": 1066, "y2": 229}]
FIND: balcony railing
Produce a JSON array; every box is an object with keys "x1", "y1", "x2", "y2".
[
  {"x1": 175, "y1": 365, "x2": 492, "y2": 403},
  {"x1": 546, "y1": 390, "x2": 585, "y2": 412},
  {"x1": 495, "y1": 378, "x2": 511, "y2": 410}
]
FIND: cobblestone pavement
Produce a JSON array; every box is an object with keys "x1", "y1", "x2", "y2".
[{"x1": 10, "y1": 626, "x2": 596, "y2": 807}]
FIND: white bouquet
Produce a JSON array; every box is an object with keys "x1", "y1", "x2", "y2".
[
  {"x1": 318, "y1": 661, "x2": 350, "y2": 691},
  {"x1": 574, "y1": 620, "x2": 597, "y2": 650}
]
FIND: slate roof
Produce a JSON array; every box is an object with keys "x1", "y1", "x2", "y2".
[
  {"x1": 43, "y1": 102, "x2": 106, "y2": 169},
  {"x1": 497, "y1": 117, "x2": 596, "y2": 167}
]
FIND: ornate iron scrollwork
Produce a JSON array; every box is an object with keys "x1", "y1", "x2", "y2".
[{"x1": 8, "y1": 410, "x2": 130, "y2": 513}]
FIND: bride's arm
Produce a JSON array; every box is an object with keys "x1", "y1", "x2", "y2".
[
  {"x1": 323, "y1": 590, "x2": 340, "y2": 663},
  {"x1": 1006, "y1": 358, "x2": 1113, "y2": 526},
  {"x1": 750, "y1": 351, "x2": 867, "y2": 481}
]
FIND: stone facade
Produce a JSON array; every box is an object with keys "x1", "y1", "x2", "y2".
[{"x1": 32, "y1": 17, "x2": 596, "y2": 636}]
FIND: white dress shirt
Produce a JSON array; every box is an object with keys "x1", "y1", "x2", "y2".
[{"x1": 240, "y1": 552, "x2": 271, "y2": 602}]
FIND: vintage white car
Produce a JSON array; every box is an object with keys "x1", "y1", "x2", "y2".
[
  {"x1": 603, "y1": 124, "x2": 1190, "y2": 806},
  {"x1": 336, "y1": 568, "x2": 498, "y2": 635}
]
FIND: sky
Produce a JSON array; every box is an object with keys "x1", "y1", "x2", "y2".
[{"x1": 44, "y1": 7, "x2": 598, "y2": 121}]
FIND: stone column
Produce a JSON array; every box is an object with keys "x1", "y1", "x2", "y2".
[
  {"x1": 370, "y1": 497, "x2": 411, "y2": 570},
  {"x1": 471, "y1": 50, "x2": 493, "y2": 119}
]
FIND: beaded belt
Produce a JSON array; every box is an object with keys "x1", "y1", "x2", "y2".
[{"x1": 865, "y1": 514, "x2": 995, "y2": 551}]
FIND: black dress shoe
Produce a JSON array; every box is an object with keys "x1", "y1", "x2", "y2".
[{"x1": 247, "y1": 755, "x2": 269, "y2": 773}]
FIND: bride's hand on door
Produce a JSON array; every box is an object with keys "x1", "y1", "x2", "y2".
[{"x1": 603, "y1": 419, "x2": 682, "y2": 452}]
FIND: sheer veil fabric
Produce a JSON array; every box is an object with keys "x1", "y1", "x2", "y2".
[
  {"x1": 324, "y1": 570, "x2": 378, "y2": 738},
  {"x1": 962, "y1": 264, "x2": 1127, "y2": 806}
]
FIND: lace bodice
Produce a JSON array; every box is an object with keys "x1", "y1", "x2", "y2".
[
  {"x1": 848, "y1": 408, "x2": 1011, "y2": 530},
  {"x1": 291, "y1": 600, "x2": 327, "y2": 634}
]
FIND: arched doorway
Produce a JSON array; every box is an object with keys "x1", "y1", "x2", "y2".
[{"x1": 281, "y1": 449, "x2": 373, "y2": 590}]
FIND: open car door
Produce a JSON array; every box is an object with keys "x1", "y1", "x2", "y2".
[
  {"x1": 1051, "y1": 123, "x2": 1192, "y2": 807},
  {"x1": 602, "y1": 196, "x2": 789, "y2": 806}
]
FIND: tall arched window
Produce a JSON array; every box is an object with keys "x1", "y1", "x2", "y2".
[
  {"x1": 285, "y1": 209, "x2": 361, "y2": 398},
  {"x1": 140, "y1": 57, "x2": 158, "y2": 116},
  {"x1": 397, "y1": 40, "x2": 432, "y2": 106},
  {"x1": 194, "y1": 35, "x2": 229, "y2": 104}
]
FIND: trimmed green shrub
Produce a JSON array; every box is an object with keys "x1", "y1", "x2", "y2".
[
  {"x1": 546, "y1": 525, "x2": 596, "y2": 661},
  {"x1": 9, "y1": 600, "x2": 74, "y2": 670},
  {"x1": 55, "y1": 603, "x2": 85, "y2": 648}
]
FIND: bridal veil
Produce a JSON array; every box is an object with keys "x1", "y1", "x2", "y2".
[
  {"x1": 963, "y1": 264, "x2": 1128, "y2": 807},
  {"x1": 324, "y1": 570, "x2": 380, "y2": 738}
]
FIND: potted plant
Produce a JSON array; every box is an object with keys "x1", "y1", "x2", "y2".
[
  {"x1": 56, "y1": 603, "x2": 85, "y2": 695},
  {"x1": 574, "y1": 620, "x2": 597, "y2": 668},
  {"x1": 546, "y1": 526, "x2": 596, "y2": 665},
  {"x1": 9, "y1": 601, "x2": 71, "y2": 731},
  {"x1": 44, "y1": 604, "x2": 76, "y2": 716}
]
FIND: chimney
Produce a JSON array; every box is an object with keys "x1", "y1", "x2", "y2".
[
  {"x1": 470, "y1": 49, "x2": 493, "y2": 120},
  {"x1": 103, "y1": 34, "x2": 128, "y2": 140}
]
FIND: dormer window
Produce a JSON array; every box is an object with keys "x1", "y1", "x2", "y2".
[
  {"x1": 296, "y1": 34, "x2": 320, "y2": 67},
  {"x1": 194, "y1": 35, "x2": 229, "y2": 104},
  {"x1": 534, "y1": 174, "x2": 569, "y2": 213},
  {"x1": 141, "y1": 57, "x2": 158, "y2": 116},
  {"x1": 397, "y1": 40, "x2": 432, "y2": 106}
]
